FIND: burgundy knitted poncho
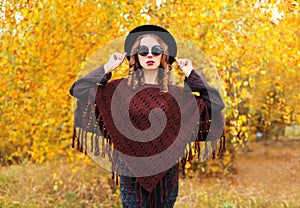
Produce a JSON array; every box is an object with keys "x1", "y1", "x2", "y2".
[{"x1": 70, "y1": 66, "x2": 225, "y2": 207}]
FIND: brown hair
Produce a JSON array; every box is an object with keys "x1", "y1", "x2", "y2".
[{"x1": 127, "y1": 34, "x2": 172, "y2": 93}]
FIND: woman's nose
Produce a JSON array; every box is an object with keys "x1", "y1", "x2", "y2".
[{"x1": 147, "y1": 53, "x2": 153, "y2": 58}]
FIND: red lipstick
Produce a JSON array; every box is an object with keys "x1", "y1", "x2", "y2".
[{"x1": 146, "y1": 60, "x2": 155, "y2": 65}]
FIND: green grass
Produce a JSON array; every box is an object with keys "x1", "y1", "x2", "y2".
[
  {"x1": 175, "y1": 175, "x2": 299, "y2": 208},
  {"x1": 0, "y1": 157, "x2": 121, "y2": 208},
  {"x1": 1, "y1": 141, "x2": 299, "y2": 208},
  {"x1": 285, "y1": 125, "x2": 300, "y2": 138}
]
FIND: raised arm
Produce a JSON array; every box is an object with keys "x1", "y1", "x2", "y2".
[
  {"x1": 184, "y1": 70, "x2": 225, "y2": 111},
  {"x1": 69, "y1": 65, "x2": 111, "y2": 99},
  {"x1": 175, "y1": 57, "x2": 225, "y2": 111},
  {"x1": 69, "y1": 52, "x2": 126, "y2": 99}
]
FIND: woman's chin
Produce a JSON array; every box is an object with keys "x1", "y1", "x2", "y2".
[{"x1": 142, "y1": 66, "x2": 159, "y2": 70}]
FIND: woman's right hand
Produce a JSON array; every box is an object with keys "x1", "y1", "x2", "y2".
[{"x1": 104, "y1": 52, "x2": 127, "y2": 74}]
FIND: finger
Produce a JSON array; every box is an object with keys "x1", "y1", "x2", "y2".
[
  {"x1": 175, "y1": 57, "x2": 181, "y2": 64},
  {"x1": 179, "y1": 59, "x2": 183, "y2": 66},
  {"x1": 179, "y1": 59, "x2": 184, "y2": 66},
  {"x1": 122, "y1": 53, "x2": 127, "y2": 60},
  {"x1": 180, "y1": 59, "x2": 185, "y2": 65},
  {"x1": 117, "y1": 53, "x2": 125, "y2": 60},
  {"x1": 184, "y1": 59, "x2": 188, "y2": 66},
  {"x1": 113, "y1": 54, "x2": 117, "y2": 60},
  {"x1": 178, "y1": 61, "x2": 181, "y2": 67},
  {"x1": 119, "y1": 54, "x2": 123, "y2": 60},
  {"x1": 175, "y1": 58, "x2": 186, "y2": 69}
]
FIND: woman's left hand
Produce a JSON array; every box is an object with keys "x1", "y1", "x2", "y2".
[{"x1": 175, "y1": 57, "x2": 193, "y2": 77}]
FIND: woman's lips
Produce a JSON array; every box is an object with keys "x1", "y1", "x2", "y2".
[{"x1": 146, "y1": 60, "x2": 155, "y2": 65}]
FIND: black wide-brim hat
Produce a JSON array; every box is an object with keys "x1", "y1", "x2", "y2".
[{"x1": 124, "y1": 25, "x2": 177, "y2": 64}]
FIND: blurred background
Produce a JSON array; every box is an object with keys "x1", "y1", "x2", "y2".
[{"x1": 0, "y1": 0, "x2": 299, "y2": 207}]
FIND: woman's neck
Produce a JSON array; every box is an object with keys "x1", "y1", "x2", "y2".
[{"x1": 142, "y1": 68, "x2": 159, "y2": 85}]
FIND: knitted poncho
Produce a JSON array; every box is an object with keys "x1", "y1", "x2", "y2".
[{"x1": 70, "y1": 66, "x2": 225, "y2": 207}]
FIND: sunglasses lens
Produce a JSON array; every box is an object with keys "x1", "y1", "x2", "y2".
[
  {"x1": 137, "y1": 46, "x2": 149, "y2": 56},
  {"x1": 151, "y1": 45, "x2": 163, "y2": 56}
]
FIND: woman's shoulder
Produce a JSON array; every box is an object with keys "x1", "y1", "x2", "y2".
[
  {"x1": 100, "y1": 78, "x2": 128, "y2": 91},
  {"x1": 102, "y1": 78, "x2": 126, "y2": 86},
  {"x1": 168, "y1": 83, "x2": 184, "y2": 92}
]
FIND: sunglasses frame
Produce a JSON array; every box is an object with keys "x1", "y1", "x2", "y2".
[{"x1": 137, "y1": 45, "x2": 164, "y2": 57}]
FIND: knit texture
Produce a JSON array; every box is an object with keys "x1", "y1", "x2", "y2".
[{"x1": 71, "y1": 68, "x2": 225, "y2": 208}]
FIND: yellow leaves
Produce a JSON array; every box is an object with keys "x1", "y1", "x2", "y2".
[
  {"x1": 260, "y1": 70, "x2": 267, "y2": 75},
  {"x1": 239, "y1": 115, "x2": 247, "y2": 123},
  {"x1": 53, "y1": 172, "x2": 57, "y2": 179},
  {"x1": 42, "y1": 118, "x2": 56, "y2": 127},
  {"x1": 297, "y1": 115, "x2": 300, "y2": 125},
  {"x1": 0, "y1": 0, "x2": 298, "y2": 168},
  {"x1": 185, "y1": 161, "x2": 192, "y2": 169},
  {"x1": 52, "y1": 171, "x2": 64, "y2": 191},
  {"x1": 287, "y1": 0, "x2": 300, "y2": 12}
]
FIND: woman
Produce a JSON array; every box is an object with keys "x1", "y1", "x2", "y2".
[{"x1": 70, "y1": 25, "x2": 225, "y2": 208}]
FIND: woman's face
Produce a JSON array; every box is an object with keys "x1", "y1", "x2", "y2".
[{"x1": 137, "y1": 36, "x2": 163, "y2": 70}]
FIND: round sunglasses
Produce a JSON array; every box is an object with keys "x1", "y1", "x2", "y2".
[{"x1": 137, "y1": 45, "x2": 164, "y2": 56}]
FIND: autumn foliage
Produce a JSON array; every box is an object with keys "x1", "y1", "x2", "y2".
[{"x1": 0, "y1": 0, "x2": 299, "y2": 169}]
